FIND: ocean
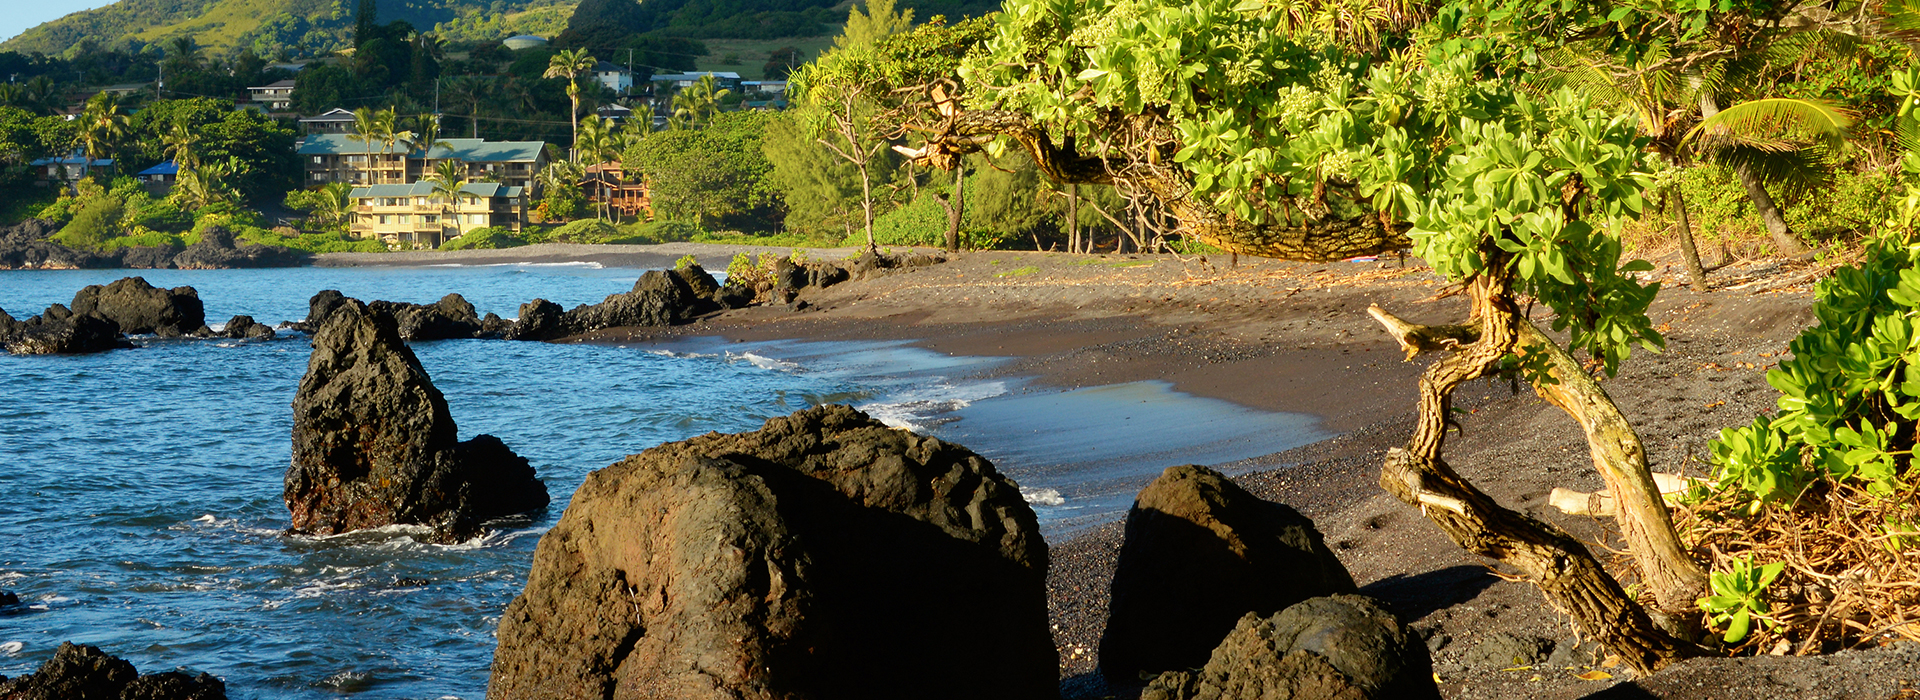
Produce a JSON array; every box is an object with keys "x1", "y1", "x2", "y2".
[{"x1": 0, "y1": 263, "x2": 1325, "y2": 698}]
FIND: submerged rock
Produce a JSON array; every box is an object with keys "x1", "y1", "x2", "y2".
[
  {"x1": 488, "y1": 405, "x2": 1055, "y2": 700},
  {"x1": 221, "y1": 316, "x2": 275, "y2": 340},
  {"x1": 1101, "y1": 465, "x2": 1357, "y2": 683},
  {"x1": 0, "y1": 642, "x2": 225, "y2": 700},
  {"x1": 69, "y1": 277, "x2": 205, "y2": 337},
  {"x1": 285, "y1": 298, "x2": 548, "y2": 543},
  {"x1": 1141, "y1": 595, "x2": 1440, "y2": 700}
]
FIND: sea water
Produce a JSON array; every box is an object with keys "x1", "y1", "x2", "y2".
[{"x1": 0, "y1": 264, "x2": 1323, "y2": 698}]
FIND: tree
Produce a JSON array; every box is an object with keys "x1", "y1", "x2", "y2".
[
  {"x1": 76, "y1": 92, "x2": 128, "y2": 182},
  {"x1": 625, "y1": 110, "x2": 781, "y2": 230},
  {"x1": 887, "y1": 0, "x2": 1713, "y2": 672},
  {"x1": 162, "y1": 118, "x2": 202, "y2": 171},
  {"x1": 348, "y1": 107, "x2": 399, "y2": 185},
  {"x1": 834, "y1": 0, "x2": 913, "y2": 52},
  {"x1": 669, "y1": 74, "x2": 730, "y2": 130},
  {"x1": 291, "y1": 64, "x2": 356, "y2": 114},
  {"x1": 173, "y1": 156, "x2": 245, "y2": 209},
  {"x1": 426, "y1": 160, "x2": 469, "y2": 244},
  {"x1": 543, "y1": 48, "x2": 597, "y2": 158},
  {"x1": 285, "y1": 182, "x2": 354, "y2": 230},
  {"x1": 765, "y1": 46, "x2": 803, "y2": 81},
  {"x1": 764, "y1": 112, "x2": 863, "y2": 238}
]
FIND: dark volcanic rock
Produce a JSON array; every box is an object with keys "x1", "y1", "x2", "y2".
[
  {"x1": 286, "y1": 290, "x2": 351, "y2": 333},
  {"x1": 714, "y1": 283, "x2": 754, "y2": 310},
  {"x1": 1141, "y1": 595, "x2": 1440, "y2": 700},
  {"x1": 285, "y1": 298, "x2": 548, "y2": 543},
  {"x1": 221, "y1": 315, "x2": 276, "y2": 340},
  {"x1": 507, "y1": 270, "x2": 700, "y2": 341},
  {"x1": 0, "y1": 641, "x2": 224, "y2": 700},
  {"x1": 3, "y1": 311, "x2": 128, "y2": 355},
  {"x1": 371, "y1": 294, "x2": 487, "y2": 341},
  {"x1": 1463, "y1": 631, "x2": 1555, "y2": 670},
  {"x1": 488, "y1": 405, "x2": 1056, "y2": 700},
  {"x1": 171, "y1": 226, "x2": 309, "y2": 269},
  {"x1": 670, "y1": 263, "x2": 722, "y2": 300},
  {"x1": 504, "y1": 299, "x2": 565, "y2": 341},
  {"x1": 1100, "y1": 465, "x2": 1357, "y2": 683},
  {"x1": 0, "y1": 219, "x2": 106, "y2": 270},
  {"x1": 0, "y1": 590, "x2": 17, "y2": 606},
  {"x1": 116, "y1": 245, "x2": 181, "y2": 269},
  {"x1": 70, "y1": 278, "x2": 205, "y2": 337}
]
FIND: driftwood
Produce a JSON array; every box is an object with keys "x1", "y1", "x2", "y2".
[{"x1": 1550, "y1": 473, "x2": 1702, "y2": 517}]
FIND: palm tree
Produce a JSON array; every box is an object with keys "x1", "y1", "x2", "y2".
[
  {"x1": 426, "y1": 159, "x2": 470, "y2": 244},
  {"x1": 162, "y1": 118, "x2": 203, "y2": 171},
  {"x1": 442, "y1": 75, "x2": 486, "y2": 137},
  {"x1": 173, "y1": 157, "x2": 245, "y2": 209},
  {"x1": 77, "y1": 92, "x2": 128, "y2": 183},
  {"x1": 348, "y1": 107, "x2": 392, "y2": 185},
  {"x1": 670, "y1": 74, "x2": 730, "y2": 129},
  {"x1": 309, "y1": 182, "x2": 354, "y2": 230},
  {"x1": 542, "y1": 48, "x2": 596, "y2": 157}
]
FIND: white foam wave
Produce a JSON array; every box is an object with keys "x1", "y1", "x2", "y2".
[
  {"x1": 857, "y1": 380, "x2": 1008, "y2": 433},
  {"x1": 426, "y1": 261, "x2": 606, "y2": 269},
  {"x1": 647, "y1": 349, "x2": 717, "y2": 359},
  {"x1": 0, "y1": 641, "x2": 23, "y2": 657},
  {"x1": 728, "y1": 351, "x2": 800, "y2": 372},
  {"x1": 177, "y1": 514, "x2": 282, "y2": 538},
  {"x1": 1021, "y1": 487, "x2": 1067, "y2": 507}
]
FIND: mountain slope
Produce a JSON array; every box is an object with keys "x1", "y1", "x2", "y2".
[{"x1": 0, "y1": 0, "x2": 568, "y2": 56}]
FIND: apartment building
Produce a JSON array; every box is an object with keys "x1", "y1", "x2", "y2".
[
  {"x1": 248, "y1": 79, "x2": 296, "y2": 112},
  {"x1": 348, "y1": 181, "x2": 527, "y2": 248},
  {"x1": 299, "y1": 135, "x2": 547, "y2": 193}
]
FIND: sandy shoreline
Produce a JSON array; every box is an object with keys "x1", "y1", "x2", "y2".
[
  {"x1": 335, "y1": 243, "x2": 1918, "y2": 698},
  {"x1": 314, "y1": 241, "x2": 875, "y2": 269}
]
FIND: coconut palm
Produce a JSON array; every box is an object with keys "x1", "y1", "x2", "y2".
[
  {"x1": 426, "y1": 159, "x2": 471, "y2": 243},
  {"x1": 173, "y1": 157, "x2": 245, "y2": 209},
  {"x1": 347, "y1": 107, "x2": 400, "y2": 185},
  {"x1": 161, "y1": 118, "x2": 203, "y2": 171},
  {"x1": 308, "y1": 182, "x2": 354, "y2": 229},
  {"x1": 542, "y1": 48, "x2": 597, "y2": 157},
  {"x1": 77, "y1": 92, "x2": 128, "y2": 182},
  {"x1": 669, "y1": 74, "x2": 730, "y2": 129},
  {"x1": 442, "y1": 75, "x2": 486, "y2": 137}
]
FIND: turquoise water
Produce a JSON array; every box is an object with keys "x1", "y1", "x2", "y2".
[{"x1": 0, "y1": 263, "x2": 1325, "y2": 698}]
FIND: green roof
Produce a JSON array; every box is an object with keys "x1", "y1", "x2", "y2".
[
  {"x1": 298, "y1": 133, "x2": 410, "y2": 156},
  {"x1": 424, "y1": 138, "x2": 544, "y2": 163},
  {"x1": 350, "y1": 182, "x2": 524, "y2": 198}
]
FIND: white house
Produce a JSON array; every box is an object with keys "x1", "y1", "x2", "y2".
[{"x1": 593, "y1": 61, "x2": 633, "y2": 95}]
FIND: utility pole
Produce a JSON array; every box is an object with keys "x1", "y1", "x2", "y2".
[
  {"x1": 433, "y1": 77, "x2": 439, "y2": 113},
  {"x1": 625, "y1": 48, "x2": 633, "y2": 100}
]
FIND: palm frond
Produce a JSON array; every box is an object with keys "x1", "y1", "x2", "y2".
[
  {"x1": 1879, "y1": 0, "x2": 1920, "y2": 49},
  {"x1": 1684, "y1": 97, "x2": 1855, "y2": 151},
  {"x1": 1712, "y1": 145, "x2": 1832, "y2": 198},
  {"x1": 1896, "y1": 115, "x2": 1920, "y2": 154}
]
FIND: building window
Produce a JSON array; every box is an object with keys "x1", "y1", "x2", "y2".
[
  {"x1": 398, "y1": 215, "x2": 410, "y2": 224},
  {"x1": 312, "y1": 156, "x2": 323, "y2": 164}
]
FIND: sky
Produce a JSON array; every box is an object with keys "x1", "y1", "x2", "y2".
[{"x1": 0, "y1": 0, "x2": 118, "y2": 47}]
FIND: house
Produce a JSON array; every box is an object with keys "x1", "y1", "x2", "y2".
[
  {"x1": 135, "y1": 161, "x2": 180, "y2": 195},
  {"x1": 298, "y1": 133, "x2": 412, "y2": 186},
  {"x1": 650, "y1": 72, "x2": 742, "y2": 91},
  {"x1": 580, "y1": 162, "x2": 651, "y2": 220},
  {"x1": 416, "y1": 138, "x2": 548, "y2": 193},
  {"x1": 349, "y1": 181, "x2": 527, "y2": 247},
  {"x1": 595, "y1": 103, "x2": 633, "y2": 124},
  {"x1": 298, "y1": 134, "x2": 549, "y2": 193},
  {"x1": 593, "y1": 61, "x2": 633, "y2": 95},
  {"x1": 740, "y1": 80, "x2": 787, "y2": 96},
  {"x1": 30, "y1": 152, "x2": 113, "y2": 185},
  {"x1": 298, "y1": 108, "x2": 358, "y2": 135},
  {"x1": 248, "y1": 79, "x2": 297, "y2": 111}
]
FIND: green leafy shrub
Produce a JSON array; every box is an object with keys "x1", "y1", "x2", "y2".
[
  {"x1": 99, "y1": 228, "x2": 185, "y2": 250},
  {"x1": 602, "y1": 220, "x2": 705, "y2": 245},
  {"x1": 675, "y1": 254, "x2": 699, "y2": 269},
  {"x1": 440, "y1": 227, "x2": 528, "y2": 250},
  {"x1": 1697, "y1": 558, "x2": 1784, "y2": 644},
  {"x1": 52, "y1": 196, "x2": 125, "y2": 248},
  {"x1": 547, "y1": 218, "x2": 620, "y2": 243}
]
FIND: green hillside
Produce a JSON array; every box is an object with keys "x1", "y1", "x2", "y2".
[{"x1": 0, "y1": 0, "x2": 576, "y2": 57}]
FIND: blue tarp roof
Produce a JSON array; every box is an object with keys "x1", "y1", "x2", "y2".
[{"x1": 137, "y1": 161, "x2": 179, "y2": 176}]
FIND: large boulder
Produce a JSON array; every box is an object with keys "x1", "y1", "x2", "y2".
[
  {"x1": 503, "y1": 299, "x2": 566, "y2": 341},
  {"x1": 171, "y1": 226, "x2": 309, "y2": 269},
  {"x1": 220, "y1": 315, "x2": 275, "y2": 340},
  {"x1": 2, "y1": 305, "x2": 128, "y2": 355},
  {"x1": 0, "y1": 642, "x2": 225, "y2": 700},
  {"x1": 0, "y1": 219, "x2": 110, "y2": 270},
  {"x1": 371, "y1": 293, "x2": 488, "y2": 340},
  {"x1": 285, "y1": 298, "x2": 548, "y2": 543},
  {"x1": 69, "y1": 277, "x2": 205, "y2": 337},
  {"x1": 1100, "y1": 465, "x2": 1357, "y2": 683},
  {"x1": 488, "y1": 405, "x2": 1056, "y2": 700},
  {"x1": 1141, "y1": 595, "x2": 1440, "y2": 700}
]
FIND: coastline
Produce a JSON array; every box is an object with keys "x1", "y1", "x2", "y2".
[{"x1": 313, "y1": 241, "x2": 877, "y2": 269}]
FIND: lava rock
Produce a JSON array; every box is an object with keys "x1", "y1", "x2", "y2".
[
  {"x1": 479, "y1": 313, "x2": 512, "y2": 337},
  {"x1": 171, "y1": 226, "x2": 309, "y2": 269},
  {"x1": 285, "y1": 298, "x2": 548, "y2": 543},
  {"x1": 372, "y1": 293, "x2": 487, "y2": 341},
  {"x1": 670, "y1": 263, "x2": 722, "y2": 300},
  {"x1": 1546, "y1": 636, "x2": 1603, "y2": 669},
  {"x1": 69, "y1": 277, "x2": 205, "y2": 337},
  {"x1": 0, "y1": 642, "x2": 224, "y2": 700},
  {"x1": 221, "y1": 315, "x2": 275, "y2": 340},
  {"x1": 1464, "y1": 632, "x2": 1555, "y2": 670},
  {"x1": 507, "y1": 270, "x2": 700, "y2": 341},
  {"x1": 3, "y1": 311, "x2": 128, "y2": 355},
  {"x1": 714, "y1": 283, "x2": 754, "y2": 310},
  {"x1": 488, "y1": 405, "x2": 1056, "y2": 700},
  {"x1": 116, "y1": 245, "x2": 182, "y2": 269},
  {"x1": 0, "y1": 590, "x2": 17, "y2": 606},
  {"x1": 504, "y1": 299, "x2": 566, "y2": 341},
  {"x1": 1100, "y1": 465, "x2": 1357, "y2": 683},
  {"x1": 1141, "y1": 595, "x2": 1440, "y2": 700},
  {"x1": 0, "y1": 219, "x2": 111, "y2": 270}
]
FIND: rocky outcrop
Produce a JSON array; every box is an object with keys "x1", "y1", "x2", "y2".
[
  {"x1": 506, "y1": 269, "x2": 714, "y2": 341},
  {"x1": 171, "y1": 227, "x2": 309, "y2": 269},
  {"x1": 0, "y1": 219, "x2": 109, "y2": 270},
  {"x1": 285, "y1": 298, "x2": 548, "y2": 543},
  {"x1": 1141, "y1": 595, "x2": 1440, "y2": 700},
  {"x1": 488, "y1": 405, "x2": 1055, "y2": 700},
  {"x1": 0, "y1": 642, "x2": 226, "y2": 700},
  {"x1": 371, "y1": 294, "x2": 490, "y2": 341},
  {"x1": 1, "y1": 304, "x2": 129, "y2": 355},
  {"x1": 1100, "y1": 465, "x2": 1357, "y2": 683},
  {"x1": 221, "y1": 315, "x2": 276, "y2": 340},
  {"x1": 69, "y1": 278, "x2": 205, "y2": 337}
]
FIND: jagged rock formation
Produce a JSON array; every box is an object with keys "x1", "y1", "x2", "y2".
[
  {"x1": 220, "y1": 316, "x2": 276, "y2": 340},
  {"x1": 285, "y1": 298, "x2": 548, "y2": 543},
  {"x1": 0, "y1": 642, "x2": 226, "y2": 700},
  {"x1": 1101, "y1": 465, "x2": 1358, "y2": 683},
  {"x1": 70, "y1": 278, "x2": 205, "y2": 337},
  {"x1": 504, "y1": 266, "x2": 740, "y2": 341},
  {"x1": 1141, "y1": 595, "x2": 1441, "y2": 700},
  {"x1": 170, "y1": 227, "x2": 309, "y2": 269},
  {"x1": 0, "y1": 221, "x2": 307, "y2": 270},
  {"x1": 488, "y1": 405, "x2": 1055, "y2": 700},
  {"x1": 0, "y1": 304, "x2": 129, "y2": 355}
]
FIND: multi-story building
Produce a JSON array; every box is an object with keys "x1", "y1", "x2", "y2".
[
  {"x1": 299, "y1": 135, "x2": 548, "y2": 193},
  {"x1": 248, "y1": 79, "x2": 296, "y2": 112},
  {"x1": 298, "y1": 108, "x2": 358, "y2": 134},
  {"x1": 593, "y1": 61, "x2": 634, "y2": 95},
  {"x1": 348, "y1": 181, "x2": 527, "y2": 248},
  {"x1": 581, "y1": 162, "x2": 651, "y2": 220}
]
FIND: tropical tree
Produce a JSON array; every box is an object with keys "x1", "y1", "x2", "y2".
[
  {"x1": 877, "y1": 0, "x2": 1711, "y2": 672},
  {"x1": 76, "y1": 92, "x2": 128, "y2": 182},
  {"x1": 347, "y1": 107, "x2": 399, "y2": 185},
  {"x1": 285, "y1": 182, "x2": 355, "y2": 230},
  {"x1": 161, "y1": 118, "x2": 203, "y2": 172},
  {"x1": 426, "y1": 160, "x2": 470, "y2": 243},
  {"x1": 410, "y1": 113, "x2": 452, "y2": 159},
  {"x1": 543, "y1": 48, "x2": 597, "y2": 157},
  {"x1": 173, "y1": 156, "x2": 245, "y2": 209},
  {"x1": 443, "y1": 75, "x2": 487, "y2": 137},
  {"x1": 788, "y1": 0, "x2": 919, "y2": 250},
  {"x1": 669, "y1": 74, "x2": 731, "y2": 130}
]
